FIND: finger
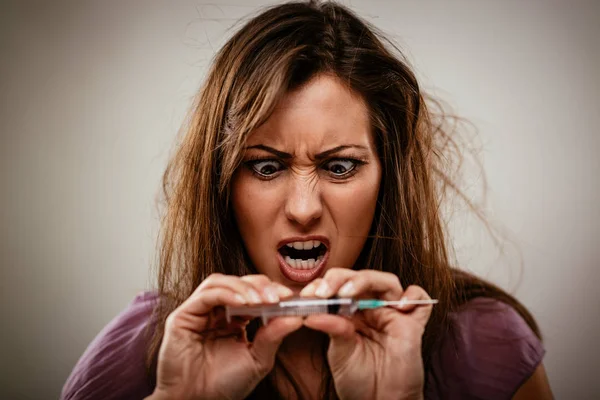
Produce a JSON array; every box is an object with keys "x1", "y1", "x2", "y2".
[
  {"x1": 241, "y1": 274, "x2": 291, "y2": 304},
  {"x1": 395, "y1": 285, "x2": 434, "y2": 324},
  {"x1": 197, "y1": 273, "x2": 265, "y2": 304},
  {"x1": 230, "y1": 315, "x2": 254, "y2": 324},
  {"x1": 299, "y1": 278, "x2": 324, "y2": 297},
  {"x1": 302, "y1": 314, "x2": 355, "y2": 338},
  {"x1": 303, "y1": 314, "x2": 358, "y2": 367},
  {"x1": 272, "y1": 282, "x2": 295, "y2": 299},
  {"x1": 335, "y1": 270, "x2": 404, "y2": 301},
  {"x1": 170, "y1": 287, "x2": 246, "y2": 331},
  {"x1": 207, "y1": 315, "x2": 249, "y2": 331},
  {"x1": 249, "y1": 316, "x2": 304, "y2": 376},
  {"x1": 197, "y1": 323, "x2": 247, "y2": 341},
  {"x1": 311, "y1": 268, "x2": 357, "y2": 298},
  {"x1": 361, "y1": 285, "x2": 434, "y2": 341}
]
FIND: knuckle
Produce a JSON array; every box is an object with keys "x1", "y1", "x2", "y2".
[
  {"x1": 201, "y1": 273, "x2": 223, "y2": 286},
  {"x1": 387, "y1": 272, "x2": 401, "y2": 285},
  {"x1": 417, "y1": 285, "x2": 431, "y2": 297},
  {"x1": 360, "y1": 269, "x2": 380, "y2": 282},
  {"x1": 309, "y1": 278, "x2": 323, "y2": 286},
  {"x1": 361, "y1": 269, "x2": 378, "y2": 277},
  {"x1": 324, "y1": 267, "x2": 344, "y2": 280},
  {"x1": 369, "y1": 270, "x2": 400, "y2": 284},
  {"x1": 165, "y1": 311, "x2": 180, "y2": 330},
  {"x1": 406, "y1": 284, "x2": 420, "y2": 292},
  {"x1": 253, "y1": 359, "x2": 274, "y2": 378},
  {"x1": 242, "y1": 274, "x2": 270, "y2": 285}
]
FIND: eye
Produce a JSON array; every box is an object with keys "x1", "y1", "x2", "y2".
[
  {"x1": 247, "y1": 159, "x2": 284, "y2": 178},
  {"x1": 323, "y1": 159, "x2": 358, "y2": 177}
]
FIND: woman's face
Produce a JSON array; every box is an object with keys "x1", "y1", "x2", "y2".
[{"x1": 231, "y1": 74, "x2": 382, "y2": 292}]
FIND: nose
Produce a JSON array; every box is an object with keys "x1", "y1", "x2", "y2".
[{"x1": 284, "y1": 174, "x2": 323, "y2": 228}]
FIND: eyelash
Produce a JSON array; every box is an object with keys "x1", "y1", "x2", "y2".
[{"x1": 243, "y1": 155, "x2": 368, "y2": 181}]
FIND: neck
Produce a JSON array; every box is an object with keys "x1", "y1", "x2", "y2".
[
  {"x1": 274, "y1": 327, "x2": 329, "y2": 400},
  {"x1": 278, "y1": 326, "x2": 326, "y2": 359}
]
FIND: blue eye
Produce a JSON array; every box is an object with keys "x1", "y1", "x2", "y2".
[
  {"x1": 323, "y1": 159, "x2": 357, "y2": 176},
  {"x1": 248, "y1": 159, "x2": 283, "y2": 177}
]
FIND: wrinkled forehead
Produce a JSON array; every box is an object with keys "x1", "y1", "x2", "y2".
[{"x1": 246, "y1": 75, "x2": 375, "y2": 152}]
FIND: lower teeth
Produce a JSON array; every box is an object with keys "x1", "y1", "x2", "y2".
[{"x1": 284, "y1": 255, "x2": 324, "y2": 270}]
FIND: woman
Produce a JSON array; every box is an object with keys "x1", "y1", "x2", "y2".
[{"x1": 62, "y1": 1, "x2": 553, "y2": 399}]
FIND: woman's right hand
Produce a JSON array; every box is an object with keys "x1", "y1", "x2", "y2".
[{"x1": 148, "y1": 273, "x2": 303, "y2": 400}]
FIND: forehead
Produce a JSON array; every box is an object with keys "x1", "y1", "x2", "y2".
[{"x1": 246, "y1": 74, "x2": 373, "y2": 149}]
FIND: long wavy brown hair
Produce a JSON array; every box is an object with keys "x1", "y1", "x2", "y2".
[{"x1": 146, "y1": 1, "x2": 541, "y2": 398}]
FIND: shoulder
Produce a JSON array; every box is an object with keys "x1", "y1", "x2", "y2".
[
  {"x1": 426, "y1": 297, "x2": 546, "y2": 400},
  {"x1": 61, "y1": 291, "x2": 159, "y2": 400}
]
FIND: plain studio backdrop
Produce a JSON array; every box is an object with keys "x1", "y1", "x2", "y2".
[{"x1": 1, "y1": 1, "x2": 598, "y2": 398}]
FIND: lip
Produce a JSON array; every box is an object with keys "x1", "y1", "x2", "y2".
[
  {"x1": 277, "y1": 250, "x2": 329, "y2": 284},
  {"x1": 277, "y1": 235, "x2": 330, "y2": 249},
  {"x1": 276, "y1": 235, "x2": 330, "y2": 284}
]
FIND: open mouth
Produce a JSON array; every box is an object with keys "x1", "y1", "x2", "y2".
[{"x1": 278, "y1": 240, "x2": 328, "y2": 270}]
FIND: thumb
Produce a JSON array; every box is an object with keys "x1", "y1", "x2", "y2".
[
  {"x1": 303, "y1": 314, "x2": 358, "y2": 368},
  {"x1": 249, "y1": 316, "x2": 303, "y2": 375},
  {"x1": 393, "y1": 285, "x2": 434, "y2": 329}
]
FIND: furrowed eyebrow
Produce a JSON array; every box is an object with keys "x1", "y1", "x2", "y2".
[
  {"x1": 313, "y1": 145, "x2": 368, "y2": 160},
  {"x1": 244, "y1": 145, "x2": 292, "y2": 159},
  {"x1": 244, "y1": 144, "x2": 368, "y2": 160}
]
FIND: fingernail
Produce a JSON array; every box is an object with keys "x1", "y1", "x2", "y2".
[
  {"x1": 277, "y1": 285, "x2": 294, "y2": 297},
  {"x1": 315, "y1": 281, "x2": 331, "y2": 297},
  {"x1": 264, "y1": 287, "x2": 279, "y2": 303},
  {"x1": 338, "y1": 281, "x2": 355, "y2": 297},
  {"x1": 248, "y1": 289, "x2": 262, "y2": 304},
  {"x1": 396, "y1": 298, "x2": 407, "y2": 310},
  {"x1": 300, "y1": 283, "x2": 316, "y2": 297},
  {"x1": 234, "y1": 294, "x2": 247, "y2": 304}
]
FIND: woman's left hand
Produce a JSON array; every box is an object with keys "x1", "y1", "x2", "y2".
[{"x1": 299, "y1": 268, "x2": 433, "y2": 400}]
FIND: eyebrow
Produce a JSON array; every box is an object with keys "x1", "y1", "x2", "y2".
[{"x1": 244, "y1": 144, "x2": 369, "y2": 160}]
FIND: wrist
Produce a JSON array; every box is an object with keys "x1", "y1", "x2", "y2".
[
  {"x1": 400, "y1": 393, "x2": 423, "y2": 400},
  {"x1": 145, "y1": 388, "x2": 183, "y2": 400},
  {"x1": 144, "y1": 393, "x2": 166, "y2": 400}
]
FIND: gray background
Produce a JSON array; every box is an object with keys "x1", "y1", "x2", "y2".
[{"x1": 1, "y1": 0, "x2": 598, "y2": 398}]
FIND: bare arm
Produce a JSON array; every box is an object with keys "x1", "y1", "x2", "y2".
[{"x1": 513, "y1": 363, "x2": 553, "y2": 400}]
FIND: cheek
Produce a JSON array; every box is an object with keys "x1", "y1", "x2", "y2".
[
  {"x1": 231, "y1": 174, "x2": 280, "y2": 250},
  {"x1": 323, "y1": 169, "x2": 380, "y2": 268},
  {"x1": 326, "y1": 171, "x2": 380, "y2": 234}
]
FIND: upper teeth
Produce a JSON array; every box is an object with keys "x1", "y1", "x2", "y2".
[{"x1": 286, "y1": 240, "x2": 322, "y2": 250}]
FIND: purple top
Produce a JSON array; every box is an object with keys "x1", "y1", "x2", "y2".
[{"x1": 62, "y1": 292, "x2": 544, "y2": 400}]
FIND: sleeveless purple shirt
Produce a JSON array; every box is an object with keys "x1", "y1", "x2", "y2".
[{"x1": 61, "y1": 292, "x2": 544, "y2": 399}]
